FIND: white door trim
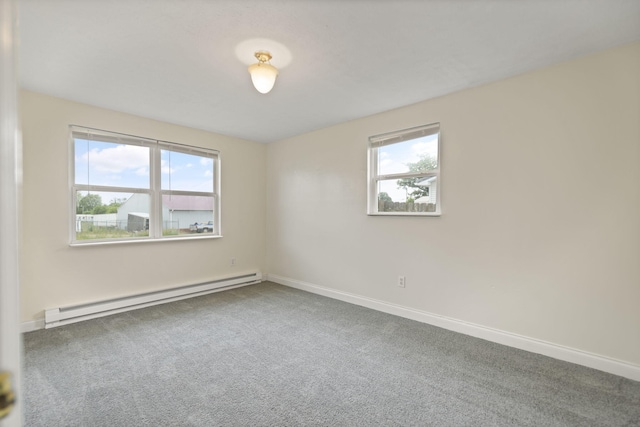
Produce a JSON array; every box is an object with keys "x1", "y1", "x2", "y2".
[{"x1": 0, "y1": 0, "x2": 23, "y2": 425}]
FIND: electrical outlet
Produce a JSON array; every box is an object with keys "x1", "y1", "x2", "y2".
[
  {"x1": 398, "y1": 276, "x2": 406, "y2": 288},
  {"x1": 230, "y1": 258, "x2": 236, "y2": 266}
]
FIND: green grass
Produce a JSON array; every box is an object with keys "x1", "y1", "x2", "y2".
[
  {"x1": 76, "y1": 226, "x2": 190, "y2": 240},
  {"x1": 76, "y1": 227, "x2": 148, "y2": 240}
]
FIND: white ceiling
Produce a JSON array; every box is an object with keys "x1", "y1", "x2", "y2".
[{"x1": 19, "y1": 0, "x2": 640, "y2": 143}]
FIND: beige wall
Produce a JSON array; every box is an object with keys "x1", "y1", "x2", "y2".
[
  {"x1": 20, "y1": 91, "x2": 267, "y2": 322},
  {"x1": 266, "y1": 43, "x2": 640, "y2": 365},
  {"x1": 20, "y1": 43, "x2": 640, "y2": 367}
]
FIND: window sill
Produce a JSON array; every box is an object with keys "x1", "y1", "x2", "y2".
[
  {"x1": 69, "y1": 234, "x2": 223, "y2": 247},
  {"x1": 367, "y1": 212, "x2": 441, "y2": 217}
]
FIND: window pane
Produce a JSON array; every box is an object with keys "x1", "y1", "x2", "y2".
[
  {"x1": 71, "y1": 127, "x2": 221, "y2": 243},
  {"x1": 74, "y1": 139, "x2": 150, "y2": 188},
  {"x1": 376, "y1": 178, "x2": 437, "y2": 213},
  {"x1": 161, "y1": 150, "x2": 214, "y2": 192},
  {"x1": 161, "y1": 194, "x2": 214, "y2": 236},
  {"x1": 75, "y1": 191, "x2": 150, "y2": 240},
  {"x1": 378, "y1": 133, "x2": 438, "y2": 176}
]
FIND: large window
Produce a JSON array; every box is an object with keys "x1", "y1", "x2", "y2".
[
  {"x1": 71, "y1": 126, "x2": 220, "y2": 243},
  {"x1": 368, "y1": 123, "x2": 440, "y2": 216}
]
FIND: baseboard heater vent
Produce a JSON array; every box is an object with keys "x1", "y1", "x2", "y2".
[{"x1": 44, "y1": 271, "x2": 262, "y2": 329}]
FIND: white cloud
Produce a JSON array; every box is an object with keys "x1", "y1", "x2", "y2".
[
  {"x1": 160, "y1": 159, "x2": 176, "y2": 174},
  {"x1": 135, "y1": 167, "x2": 149, "y2": 176},
  {"x1": 409, "y1": 138, "x2": 438, "y2": 162},
  {"x1": 379, "y1": 158, "x2": 407, "y2": 175},
  {"x1": 84, "y1": 145, "x2": 148, "y2": 173}
]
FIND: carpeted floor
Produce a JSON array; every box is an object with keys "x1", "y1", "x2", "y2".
[{"x1": 23, "y1": 281, "x2": 640, "y2": 426}]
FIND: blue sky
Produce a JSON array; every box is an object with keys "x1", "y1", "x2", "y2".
[
  {"x1": 75, "y1": 139, "x2": 213, "y2": 206},
  {"x1": 74, "y1": 135, "x2": 435, "y2": 207},
  {"x1": 377, "y1": 134, "x2": 438, "y2": 202},
  {"x1": 160, "y1": 150, "x2": 213, "y2": 192}
]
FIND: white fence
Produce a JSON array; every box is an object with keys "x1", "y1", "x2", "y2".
[
  {"x1": 75, "y1": 214, "x2": 117, "y2": 232},
  {"x1": 378, "y1": 201, "x2": 436, "y2": 213}
]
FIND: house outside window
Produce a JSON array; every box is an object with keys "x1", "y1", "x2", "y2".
[
  {"x1": 70, "y1": 126, "x2": 220, "y2": 244},
  {"x1": 367, "y1": 123, "x2": 441, "y2": 216}
]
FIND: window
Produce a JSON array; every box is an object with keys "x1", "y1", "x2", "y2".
[
  {"x1": 70, "y1": 126, "x2": 220, "y2": 243},
  {"x1": 367, "y1": 123, "x2": 440, "y2": 216}
]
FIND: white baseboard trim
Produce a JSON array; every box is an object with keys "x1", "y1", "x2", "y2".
[
  {"x1": 44, "y1": 272, "x2": 262, "y2": 329},
  {"x1": 22, "y1": 272, "x2": 264, "y2": 333},
  {"x1": 21, "y1": 318, "x2": 45, "y2": 333},
  {"x1": 265, "y1": 273, "x2": 640, "y2": 382}
]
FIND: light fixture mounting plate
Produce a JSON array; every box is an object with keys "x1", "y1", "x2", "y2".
[{"x1": 254, "y1": 51, "x2": 272, "y2": 63}]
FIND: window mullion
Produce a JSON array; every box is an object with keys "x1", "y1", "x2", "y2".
[
  {"x1": 160, "y1": 189, "x2": 214, "y2": 198},
  {"x1": 377, "y1": 171, "x2": 438, "y2": 181},
  {"x1": 368, "y1": 145, "x2": 378, "y2": 214},
  {"x1": 150, "y1": 143, "x2": 162, "y2": 238},
  {"x1": 73, "y1": 184, "x2": 152, "y2": 194}
]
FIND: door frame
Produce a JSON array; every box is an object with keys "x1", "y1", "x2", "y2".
[{"x1": 0, "y1": 0, "x2": 23, "y2": 425}]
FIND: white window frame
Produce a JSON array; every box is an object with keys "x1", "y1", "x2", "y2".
[
  {"x1": 69, "y1": 126, "x2": 221, "y2": 244},
  {"x1": 367, "y1": 123, "x2": 441, "y2": 216}
]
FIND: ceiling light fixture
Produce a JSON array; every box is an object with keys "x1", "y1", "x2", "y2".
[{"x1": 248, "y1": 51, "x2": 278, "y2": 94}]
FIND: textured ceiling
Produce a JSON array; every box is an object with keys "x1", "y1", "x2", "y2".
[{"x1": 19, "y1": 0, "x2": 640, "y2": 143}]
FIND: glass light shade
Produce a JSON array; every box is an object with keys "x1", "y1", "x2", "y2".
[{"x1": 248, "y1": 62, "x2": 278, "y2": 94}]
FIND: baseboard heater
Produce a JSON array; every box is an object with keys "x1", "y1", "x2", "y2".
[{"x1": 44, "y1": 271, "x2": 262, "y2": 329}]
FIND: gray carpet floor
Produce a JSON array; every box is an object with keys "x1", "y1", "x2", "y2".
[{"x1": 23, "y1": 281, "x2": 640, "y2": 426}]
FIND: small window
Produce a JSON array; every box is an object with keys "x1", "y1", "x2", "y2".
[
  {"x1": 368, "y1": 123, "x2": 440, "y2": 216},
  {"x1": 70, "y1": 126, "x2": 220, "y2": 243}
]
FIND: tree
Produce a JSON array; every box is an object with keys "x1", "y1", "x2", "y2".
[
  {"x1": 109, "y1": 197, "x2": 127, "y2": 205},
  {"x1": 396, "y1": 154, "x2": 437, "y2": 199},
  {"x1": 105, "y1": 199, "x2": 124, "y2": 214},
  {"x1": 91, "y1": 205, "x2": 107, "y2": 214},
  {"x1": 378, "y1": 192, "x2": 393, "y2": 203},
  {"x1": 76, "y1": 193, "x2": 102, "y2": 214},
  {"x1": 105, "y1": 204, "x2": 119, "y2": 214}
]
